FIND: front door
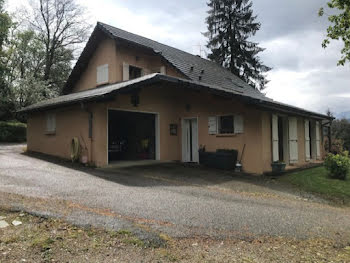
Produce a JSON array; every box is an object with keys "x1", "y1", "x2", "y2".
[{"x1": 182, "y1": 118, "x2": 199, "y2": 163}]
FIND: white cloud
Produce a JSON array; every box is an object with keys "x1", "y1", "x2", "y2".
[{"x1": 6, "y1": 0, "x2": 350, "y2": 116}]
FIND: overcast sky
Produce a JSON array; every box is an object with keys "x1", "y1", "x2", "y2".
[{"x1": 8, "y1": 0, "x2": 350, "y2": 116}]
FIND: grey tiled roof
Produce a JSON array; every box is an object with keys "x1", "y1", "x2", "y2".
[
  {"x1": 20, "y1": 73, "x2": 330, "y2": 119},
  {"x1": 20, "y1": 74, "x2": 160, "y2": 113},
  {"x1": 20, "y1": 22, "x2": 330, "y2": 119},
  {"x1": 99, "y1": 22, "x2": 270, "y2": 102}
]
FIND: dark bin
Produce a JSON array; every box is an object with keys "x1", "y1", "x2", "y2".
[
  {"x1": 271, "y1": 162, "x2": 286, "y2": 173},
  {"x1": 199, "y1": 149, "x2": 238, "y2": 170}
]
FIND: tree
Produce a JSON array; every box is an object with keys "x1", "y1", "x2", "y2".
[
  {"x1": 26, "y1": 0, "x2": 91, "y2": 94},
  {"x1": 319, "y1": 0, "x2": 350, "y2": 65},
  {"x1": 0, "y1": 0, "x2": 13, "y2": 120},
  {"x1": 331, "y1": 118, "x2": 350, "y2": 151},
  {"x1": 0, "y1": 0, "x2": 11, "y2": 52},
  {"x1": 204, "y1": 0, "x2": 271, "y2": 90},
  {"x1": 4, "y1": 29, "x2": 53, "y2": 117}
]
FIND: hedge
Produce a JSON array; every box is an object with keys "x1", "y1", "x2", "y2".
[{"x1": 0, "y1": 121, "x2": 27, "y2": 142}]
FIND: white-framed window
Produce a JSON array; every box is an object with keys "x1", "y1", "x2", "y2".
[
  {"x1": 208, "y1": 115, "x2": 244, "y2": 135},
  {"x1": 97, "y1": 64, "x2": 109, "y2": 85},
  {"x1": 46, "y1": 113, "x2": 56, "y2": 133}
]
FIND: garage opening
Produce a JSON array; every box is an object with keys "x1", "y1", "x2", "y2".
[{"x1": 108, "y1": 110, "x2": 157, "y2": 163}]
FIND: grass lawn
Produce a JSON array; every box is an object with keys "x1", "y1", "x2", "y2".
[{"x1": 280, "y1": 166, "x2": 350, "y2": 205}]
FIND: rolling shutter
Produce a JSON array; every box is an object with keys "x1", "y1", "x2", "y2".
[
  {"x1": 305, "y1": 119, "x2": 311, "y2": 161},
  {"x1": 122, "y1": 62, "x2": 129, "y2": 81},
  {"x1": 234, "y1": 115, "x2": 244, "y2": 134},
  {"x1": 208, "y1": 117, "x2": 217, "y2": 135},
  {"x1": 316, "y1": 121, "x2": 321, "y2": 159},
  {"x1": 272, "y1": 114, "x2": 279, "y2": 162},
  {"x1": 289, "y1": 117, "x2": 298, "y2": 163}
]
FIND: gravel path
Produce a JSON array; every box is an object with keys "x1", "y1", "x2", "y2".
[{"x1": 0, "y1": 144, "x2": 349, "y2": 243}]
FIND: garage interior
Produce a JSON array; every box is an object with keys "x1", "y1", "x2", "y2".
[{"x1": 108, "y1": 110, "x2": 156, "y2": 163}]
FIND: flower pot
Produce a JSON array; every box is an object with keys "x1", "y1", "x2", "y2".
[{"x1": 271, "y1": 162, "x2": 286, "y2": 173}]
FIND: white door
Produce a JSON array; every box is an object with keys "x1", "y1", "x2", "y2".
[
  {"x1": 289, "y1": 117, "x2": 298, "y2": 163},
  {"x1": 305, "y1": 119, "x2": 311, "y2": 161},
  {"x1": 182, "y1": 118, "x2": 199, "y2": 163},
  {"x1": 272, "y1": 114, "x2": 279, "y2": 162},
  {"x1": 316, "y1": 121, "x2": 321, "y2": 160}
]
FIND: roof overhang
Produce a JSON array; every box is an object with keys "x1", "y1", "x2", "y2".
[
  {"x1": 20, "y1": 74, "x2": 332, "y2": 120},
  {"x1": 62, "y1": 23, "x2": 188, "y2": 95}
]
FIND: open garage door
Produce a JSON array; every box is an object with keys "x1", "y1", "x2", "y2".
[{"x1": 108, "y1": 110, "x2": 158, "y2": 163}]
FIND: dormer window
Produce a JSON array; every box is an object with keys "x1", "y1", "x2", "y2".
[
  {"x1": 123, "y1": 62, "x2": 144, "y2": 81},
  {"x1": 129, "y1": 65, "x2": 142, "y2": 80},
  {"x1": 97, "y1": 64, "x2": 109, "y2": 85}
]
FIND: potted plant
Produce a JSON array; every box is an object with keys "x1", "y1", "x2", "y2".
[{"x1": 271, "y1": 161, "x2": 286, "y2": 173}]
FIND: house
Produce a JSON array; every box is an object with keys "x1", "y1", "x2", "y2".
[{"x1": 20, "y1": 22, "x2": 332, "y2": 174}]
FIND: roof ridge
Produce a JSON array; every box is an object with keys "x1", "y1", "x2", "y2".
[
  {"x1": 97, "y1": 22, "x2": 258, "y2": 92},
  {"x1": 97, "y1": 21, "x2": 224, "y2": 67}
]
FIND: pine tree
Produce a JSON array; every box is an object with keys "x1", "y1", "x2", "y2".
[{"x1": 204, "y1": 0, "x2": 271, "y2": 90}]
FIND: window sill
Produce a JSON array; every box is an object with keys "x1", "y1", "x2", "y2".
[
  {"x1": 45, "y1": 131, "x2": 56, "y2": 135},
  {"x1": 216, "y1": 133, "x2": 237, "y2": 138}
]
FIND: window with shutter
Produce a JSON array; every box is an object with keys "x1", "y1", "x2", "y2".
[
  {"x1": 272, "y1": 114, "x2": 279, "y2": 162},
  {"x1": 305, "y1": 119, "x2": 311, "y2": 161},
  {"x1": 209, "y1": 115, "x2": 244, "y2": 135},
  {"x1": 122, "y1": 62, "x2": 129, "y2": 81},
  {"x1": 316, "y1": 121, "x2": 321, "y2": 159},
  {"x1": 97, "y1": 64, "x2": 109, "y2": 85},
  {"x1": 129, "y1": 65, "x2": 142, "y2": 79},
  {"x1": 234, "y1": 115, "x2": 244, "y2": 134},
  {"x1": 46, "y1": 113, "x2": 56, "y2": 133},
  {"x1": 219, "y1": 115, "x2": 234, "y2": 134},
  {"x1": 208, "y1": 117, "x2": 217, "y2": 135},
  {"x1": 289, "y1": 117, "x2": 298, "y2": 163}
]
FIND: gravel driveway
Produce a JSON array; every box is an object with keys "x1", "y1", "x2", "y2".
[{"x1": 0, "y1": 144, "x2": 349, "y2": 243}]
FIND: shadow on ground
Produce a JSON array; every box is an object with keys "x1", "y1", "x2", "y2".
[{"x1": 22, "y1": 151, "x2": 320, "y2": 201}]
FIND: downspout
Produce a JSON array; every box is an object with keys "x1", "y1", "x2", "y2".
[{"x1": 81, "y1": 102, "x2": 93, "y2": 164}]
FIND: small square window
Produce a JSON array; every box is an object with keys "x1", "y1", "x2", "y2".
[{"x1": 219, "y1": 115, "x2": 234, "y2": 134}]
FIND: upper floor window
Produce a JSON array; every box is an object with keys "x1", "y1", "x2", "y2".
[
  {"x1": 129, "y1": 65, "x2": 142, "y2": 80},
  {"x1": 97, "y1": 64, "x2": 109, "y2": 85}
]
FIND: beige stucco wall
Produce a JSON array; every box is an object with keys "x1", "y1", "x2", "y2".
[
  {"x1": 27, "y1": 86, "x2": 270, "y2": 174},
  {"x1": 27, "y1": 86, "x2": 325, "y2": 174},
  {"x1": 73, "y1": 37, "x2": 118, "y2": 93},
  {"x1": 27, "y1": 106, "x2": 92, "y2": 162},
  {"x1": 72, "y1": 38, "x2": 184, "y2": 93}
]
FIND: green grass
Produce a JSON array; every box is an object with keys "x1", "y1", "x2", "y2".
[{"x1": 280, "y1": 166, "x2": 350, "y2": 205}]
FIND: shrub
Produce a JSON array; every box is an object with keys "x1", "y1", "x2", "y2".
[
  {"x1": 324, "y1": 153, "x2": 350, "y2": 180},
  {"x1": 0, "y1": 121, "x2": 27, "y2": 142}
]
